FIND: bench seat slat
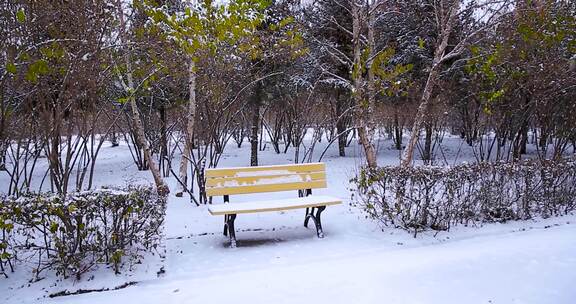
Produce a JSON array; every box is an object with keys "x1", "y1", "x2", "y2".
[
  {"x1": 205, "y1": 171, "x2": 326, "y2": 187},
  {"x1": 206, "y1": 180, "x2": 327, "y2": 196},
  {"x1": 207, "y1": 195, "x2": 342, "y2": 215},
  {"x1": 206, "y1": 163, "x2": 325, "y2": 178}
]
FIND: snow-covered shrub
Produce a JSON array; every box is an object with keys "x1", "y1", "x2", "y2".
[
  {"x1": 0, "y1": 186, "x2": 166, "y2": 280},
  {"x1": 0, "y1": 204, "x2": 16, "y2": 278},
  {"x1": 353, "y1": 158, "x2": 576, "y2": 236}
]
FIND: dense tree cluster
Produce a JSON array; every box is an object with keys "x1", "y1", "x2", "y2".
[{"x1": 1, "y1": 0, "x2": 575, "y2": 200}]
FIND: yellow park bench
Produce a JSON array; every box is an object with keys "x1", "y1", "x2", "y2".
[{"x1": 206, "y1": 163, "x2": 342, "y2": 248}]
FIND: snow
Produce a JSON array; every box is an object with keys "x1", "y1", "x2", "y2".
[
  {"x1": 207, "y1": 195, "x2": 341, "y2": 215},
  {"x1": 1, "y1": 133, "x2": 575, "y2": 304},
  {"x1": 218, "y1": 174, "x2": 305, "y2": 188},
  {"x1": 248, "y1": 174, "x2": 307, "y2": 184},
  {"x1": 235, "y1": 169, "x2": 293, "y2": 177},
  {"x1": 43, "y1": 223, "x2": 576, "y2": 304}
]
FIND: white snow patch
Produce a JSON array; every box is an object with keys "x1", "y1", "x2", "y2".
[{"x1": 1, "y1": 132, "x2": 575, "y2": 304}]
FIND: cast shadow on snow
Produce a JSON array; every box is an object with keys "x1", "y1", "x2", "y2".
[{"x1": 215, "y1": 226, "x2": 331, "y2": 248}]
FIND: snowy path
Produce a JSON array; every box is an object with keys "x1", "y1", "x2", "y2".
[{"x1": 46, "y1": 223, "x2": 576, "y2": 304}]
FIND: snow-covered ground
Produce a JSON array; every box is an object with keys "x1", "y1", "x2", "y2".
[{"x1": 1, "y1": 135, "x2": 575, "y2": 303}]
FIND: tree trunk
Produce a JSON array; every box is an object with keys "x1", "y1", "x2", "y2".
[
  {"x1": 423, "y1": 123, "x2": 433, "y2": 163},
  {"x1": 401, "y1": 66, "x2": 439, "y2": 166},
  {"x1": 539, "y1": 127, "x2": 548, "y2": 149},
  {"x1": 336, "y1": 90, "x2": 347, "y2": 157},
  {"x1": 176, "y1": 58, "x2": 197, "y2": 197},
  {"x1": 48, "y1": 105, "x2": 63, "y2": 194},
  {"x1": 116, "y1": 0, "x2": 168, "y2": 196},
  {"x1": 0, "y1": 141, "x2": 6, "y2": 171},
  {"x1": 125, "y1": 69, "x2": 167, "y2": 195},
  {"x1": 110, "y1": 132, "x2": 119, "y2": 147},
  {"x1": 513, "y1": 121, "x2": 529, "y2": 160},
  {"x1": 352, "y1": 3, "x2": 377, "y2": 169},
  {"x1": 365, "y1": 9, "x2": 378, "y2": 166},
  {"x1": 520, "y1": 123, "x2": 528, "y2": 155},
  {"x1": 159, "y1": 104, "x2": 169, "y2": 177},
  {"x1": 259, "y1": 116, "x2": 265, "y2": 152},
  {"x1": 250, "y1": 81, "x2": 263, "y2": 166},
  {"x1": 401, "y1": 2, "x2": 459, "y2": 167},
  {"x1": 394, "y1": 110, "x2": 402, "y2": 150},
  {"x1": 0, "y1": 92, "x2": 7, "y2": 170},
  {"x1": 128, "y1": 96, "x2": 168, "y2": 195}
]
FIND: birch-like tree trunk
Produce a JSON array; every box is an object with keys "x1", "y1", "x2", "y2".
[
  {"x1": 352, "y1": 3, "x2": 378, "y2": 169},
  {"x1": 401, "y1": 2, "x2": 460, "y2": 167},
  {"x1": 176, "y1": 58, "x2": 196, "y2": 197},
  {"x1": 0, "y1": 91, "x2": 6, "y2": 170},
  {"x1": 124, "y1": 57, "x2": 168, "y2": 195},
  {"x1": 116, "y1": 0, "x2": 168, "y2": 195}
]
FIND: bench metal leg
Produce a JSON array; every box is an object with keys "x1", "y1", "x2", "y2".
[
  {"x1": 314, "y1": 206, "x2": 326, "y2": 238},
  {"x1": 302, "y1": 189, "x2": 313, "y2": 228},
  {"x1": 304, "y1": 207, "x2": 312, "y2": 228},
  {"x1": 304, "y1": 206, "x2": 326, "y2": 238},
  {"x1": 226, "y1": 214, "x2": 237, "y2": 248}
]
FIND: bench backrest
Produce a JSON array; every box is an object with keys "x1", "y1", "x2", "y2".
[{"x1": 205, "y1": 163, "x2": 327, "y2": 197}]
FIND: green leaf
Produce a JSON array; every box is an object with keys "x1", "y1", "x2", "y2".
[
  {"x1": 111, "y1": 249, "x2": 123, "y2": 263},
  {"x1": 68, "y1": 204, "x2": 77, "y2": 213},
  {"x1": 25, "y1": 70, "x2": 38, "y2": 83},
  {"x1": 6, "y1": 62, "x2": 17, "y2": 74},
  {"x1": 26, "y1": 59, "x2": 50, "y2": 82},
  {"x1": 4, "y1": 223, "x2": 14, "y2": 233},
  {"x1": 470, "y1": 45, "x2": 480, "y2": 56},
  {"x1": 49, "y1": 222, "x2": 59, "y2": 233},
  {"x1": 16, "y1": 8, "x2": 26, "y2": 23},
  {"x1": 418, "y1": 37, "x2": 425, "y2": 49}
]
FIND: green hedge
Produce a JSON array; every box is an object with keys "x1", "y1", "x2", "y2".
[
  {"x1": 0, "y1": 186, "x2": 166, "y2": 280},
  {"x1": 353, "y1": 158, "x2": 576, "y2": 236}
]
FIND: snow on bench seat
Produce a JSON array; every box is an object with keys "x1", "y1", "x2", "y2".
[
  {"x1": 208, "y1": 195, "x2": 342, "y2": 216},
  {"x1": 206, "y1": 163, "x2": 340, "y2": 246},
  {"x1": 205, "y1": 163, "x2": 328, "y2": 196}
]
